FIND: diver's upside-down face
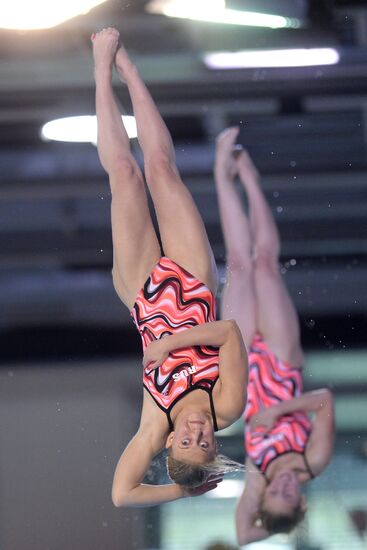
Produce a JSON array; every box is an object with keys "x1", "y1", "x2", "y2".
[
  {"x1": 166, "y1": 411, "x2": 217, "y2": 464},
  {"x1": 263, "y1": 470, "x2": 305, "y2": 514}
]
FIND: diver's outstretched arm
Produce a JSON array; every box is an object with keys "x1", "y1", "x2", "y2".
[
  {"x1": 306, "y1": 390, "x2": 335, "y2": 475},
  {"x1": 111, "y1": 425, "x2": 221, "y2": 507},
  {"x1": 111, "y1": 428, "x2": 182, "y2": 507},
  {"x1": 236, "y1": 458, "x2": 268, "y2": 545}
]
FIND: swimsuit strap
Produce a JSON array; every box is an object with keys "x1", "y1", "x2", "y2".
[
  {"x1": 303, "y1": 452, "x2": 315, "y2": 479},
  {"x1": 208, "y1": 385, "x2": 219, "y2": 432}
]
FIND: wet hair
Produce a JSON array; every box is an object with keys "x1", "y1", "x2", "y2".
[
  {"x1": 166, "y1": 452, "x2": 243, "y2": 488},
  {"x1": 260, "y1": 503, "x2": 305, "y2": 534}
]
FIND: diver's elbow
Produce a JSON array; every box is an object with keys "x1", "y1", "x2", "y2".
[{"x1": 112, "y1": 487, "x2": 128, "y2": 508}]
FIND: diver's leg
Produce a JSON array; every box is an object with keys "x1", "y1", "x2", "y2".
[
  {"x1": 237, "y1": 151, "x2": 303, "y2": 366},
  {"x1": 114, "y1": 41, "x2": 217, "y2": 293},
  {"x1": 93, "y1": 28, "x2": 160, "y2": 309},
  {"x1": 214, "y1": 128, "x2": 258, "y2": 348}
]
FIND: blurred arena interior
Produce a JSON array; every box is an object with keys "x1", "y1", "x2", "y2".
[{"x1": 0, "y1": 2, "x2": 367, "y2": 549}]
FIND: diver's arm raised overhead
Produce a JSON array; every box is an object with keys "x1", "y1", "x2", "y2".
[
  {"x1": 112, "y1": 438, "x2": 220, "y2": 507},
  {"x1": 111, "y1": 396, "x2": 223, "y2": 507},
  {"x1": 303, "y1": 389, "x2": 335, "y2": 475},
  {"x1": 236, "y1": 458, "x2": 268, "y2": 545},
  {"x1": 111, "y1": 426, "x2": 181, "y2": 507}
]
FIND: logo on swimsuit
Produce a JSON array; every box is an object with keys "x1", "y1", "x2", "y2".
[{"x1": 172, "y1": 366, "x2": 197, "y2": 381}]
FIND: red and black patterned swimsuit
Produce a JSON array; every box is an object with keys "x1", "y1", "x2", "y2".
[
  {"x1": 244, "y1": 336, "x2": 314, "y2": 479},
  {"x1": 131, "y1": 257, "x2": 219, "y2": 431}
]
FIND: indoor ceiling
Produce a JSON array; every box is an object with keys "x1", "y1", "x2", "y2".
[{"x1": 1, "y1": 0, "x2": 367, "y2": 354}]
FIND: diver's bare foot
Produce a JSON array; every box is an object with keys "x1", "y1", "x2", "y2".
[
  {"x1": 215, "y1": 127, "x2": 240, "y2": 181},
  {"x1": 236, "y1": 148, "x2": 259, "y2": 182},
  {"x1": 115, "y1": 41, "x2": 136, "y2": 82},
  {"x1": 91, "y1": 27, "x2": 120, "y2": 75}
]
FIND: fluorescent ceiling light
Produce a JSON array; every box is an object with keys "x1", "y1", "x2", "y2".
[
  {"x1": 147, "y1": 0, "x2": 300, "y2": 29},
  {"x1": 1, "y1": 1, "x2": 108, "y2": 30},
  {"x1": 204, "y1": 48, "x2": 340, "y2": 69},
  {"x1": 41, "y1": 116, "x2": 137, "y2": 144}
]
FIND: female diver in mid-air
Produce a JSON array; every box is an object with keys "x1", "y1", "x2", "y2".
[
  {"x1": 92, "y1": 28, "x2": 248, "y2": 507},
  {"x1": 214, "y1": 128, "x2": 335, "y2": 542}
]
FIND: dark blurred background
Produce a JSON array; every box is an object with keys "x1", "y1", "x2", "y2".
[{"x1": 0, "y1": 1, "x2": 367, "y2": 549}]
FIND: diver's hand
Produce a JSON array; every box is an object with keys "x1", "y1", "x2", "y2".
[
  {"x1": 249, "y1": 408, "x2": 279, "y2": 433},
  {"x1": 142, "y1": 338, "x2": 169, "y2": 370},
  {"x1": 182, "y1": 474, "x2": 224, "y2": 497}
]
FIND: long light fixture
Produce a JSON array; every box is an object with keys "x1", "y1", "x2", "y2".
[
  {"x1": 41, "y1": 116, "x2": 137, "y2": 144},
  {"x1": 204, "y1": 48, "x2": 340, "y2": 69},
  {"x1": 1, "y1": 1, "x2": 108, "y2": 30},
  {"x1": 147, "y1": 0, "x2": 300, "y2": 29}
]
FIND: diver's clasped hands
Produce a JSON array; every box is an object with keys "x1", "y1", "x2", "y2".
[{"x1": 180, "y1": 474, "x2": 224, "y2": 498}]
